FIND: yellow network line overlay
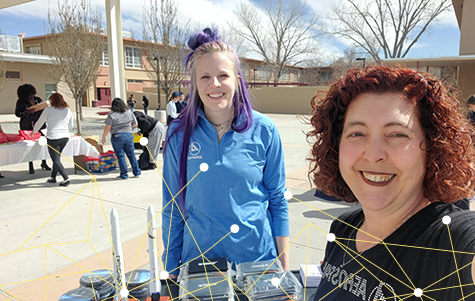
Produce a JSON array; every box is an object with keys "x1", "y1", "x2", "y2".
[
  {"x1": 1, "y1": 141, "x2": 475, "y2": 301},
  {"x1": 294, "y1": 196, "x2": 475, "y2": 300}
]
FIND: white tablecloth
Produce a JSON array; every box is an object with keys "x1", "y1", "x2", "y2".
[{"x1": 0, "y1": 136, "x2": 100, "y2": 166}]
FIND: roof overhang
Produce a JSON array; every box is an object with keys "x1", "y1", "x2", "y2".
[
  {"x1": 383, "y1": 55, "x2": 475, "y2": 67},
  {"x1": 0, "y1": 0, "x2": 35, "y2": 10},
  {"x1": 1, "y1": 52, "x2": 52, "y2": 64}
]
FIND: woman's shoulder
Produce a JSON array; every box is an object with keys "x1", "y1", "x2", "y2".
[
  {"x1": 251, "y1": 110, "x2": 275, "y2": 128},
  {"x1": 330, "y1": 208, "x2": 364, "y2": 234}
]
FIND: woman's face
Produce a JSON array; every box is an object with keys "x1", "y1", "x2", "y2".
[
  {"x1": 339, "y1": 93, "x2": 427, "y2": 214},
  {"x1": 195, "y1": 52, "x2": 237, "y2": 117}
]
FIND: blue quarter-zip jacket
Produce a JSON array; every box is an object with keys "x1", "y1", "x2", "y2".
[{"x1": 161, "y1": 109, "x2": 289, "y2": 275}]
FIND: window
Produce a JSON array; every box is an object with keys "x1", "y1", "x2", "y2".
[
  {"x1": 101, "y1": 45, "x2": 109, "y2": 66},
  {"x1": 125, "y1": 46, "x2": 141, "y2": 69},
  {"x1": 280, "y1": 69, "x2": 290, "y2": 81},
  {"x1": 257, "y1": 66, "x2": 271, "y2": 79},
  {"x1": 25, "y1": 45, "x2": 41, "y2": 55},
  {"x1": 5, "y1": 71, "x2": 21, "y2": 79},
  {"x1": 45, "y1": 83, "x2": 57, "y2": 101},
  {"x1": 127, "y1": 79, "x2": 143, "y2": 83}
]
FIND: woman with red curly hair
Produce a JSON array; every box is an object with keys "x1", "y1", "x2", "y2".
[{"x1": 309, "y1": 65, "x2": 475, "y2": 300}]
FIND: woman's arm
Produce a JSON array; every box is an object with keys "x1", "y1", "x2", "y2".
[
  {"x1": 276, "y1": 236, "x2": 290, "y2": 270},
  {"x1": 101, "y1": 124, "x2": 111, "y2": 145},
  {"x1": 161, "y1": 130, "x2": 185, "y2": 278},
  {"x1": 32, "y1": 108, "x2": 48, "y2": 134},
  {"x1": 15, "y1": 100, "x2": 30, "y2": 118},
  {"x1": 264, "y1": 123, "x2": 290, "y2": 270}
]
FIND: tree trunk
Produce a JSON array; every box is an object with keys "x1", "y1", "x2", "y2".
[{"x1": 75, "y1": 94, "x2": 82, "y2": 135}]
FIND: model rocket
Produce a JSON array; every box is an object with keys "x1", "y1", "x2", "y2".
[
  {"x1": 111, "y1": 208, "x2": 128, "y2": 301},
  {"x1": 147, "y1": 205, "x2": 161, "y2": 300}
]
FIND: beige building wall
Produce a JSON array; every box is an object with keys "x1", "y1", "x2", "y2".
[
  {"x1": 250, "y1": 86, "x2": 323, "y2": 115},
  {"x1": 459, "y1": 0, "x2": 475, "y2": 55},
  {"x1": 0, "y1": 61, "x2": 74, "y2": 114},
  {"x1": 458, "y1": 0, "x2": 475, "y2": 101}
]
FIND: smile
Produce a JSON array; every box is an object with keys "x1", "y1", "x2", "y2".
[
  {"x1": 209, "y1": 93, "x2": 224, "y2": 98},
  {"x1": 361, "y1": 172, "x2": 395, "y2": 183}
]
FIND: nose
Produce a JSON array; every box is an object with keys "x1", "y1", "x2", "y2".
[
  {"x1": 362, "y1": 137, "x2": 387, "y2": 163},
  {"x1": 210, "y1": 76, "x2": 221, "y2": 87}
]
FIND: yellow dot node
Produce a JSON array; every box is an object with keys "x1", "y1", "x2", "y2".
[
  {"x1": 140, "y1": 137, "x2": 149, "y2": 146},
  {"x1": 414, "y1": 288, "x2": 423, "y2": 297},
  {"x1": 38, "y1": 136, "x2": 47, "y2": 146},
  {"x1": 271, "y1": 277, "x2": 281, "y2": 286},
  {"x1": 230, "y1": 224, "x2": 239, "y2": 233},
  {"x1": 284, "y1": 190, "x2": 293, "y2": 200},
  {"x1": 442, "y1": 215, "x2": 451, "y2": 225},
  {"x1": 327, "y1": 233, "x2": 336, "y2": 242},
  {"x1": 200, "y1": 163, "x2": 209, "y2": 172},
  {"x1": 160, "y1": 271, "x2": 169, "y2": 279}
]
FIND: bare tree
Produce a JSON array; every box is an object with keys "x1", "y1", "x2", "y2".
[
  {"x1": 230, "y1": 0, "x2": 320, "y2": 85},
  {"x1": 328, "y1": 48, "x2": 362, "y2": 81},
  {"x1": 44, "y1": 0, "x2": 104, "y2": 135},
  {"x1": 328, "y1": 0, "x2": 452, "y2": 63},
  {"x1": 141, "y1": 0, "x2": 189, "y2": 109},
  {"x1": 0, "y1": 31, "x2": 7, "y2": 93}
]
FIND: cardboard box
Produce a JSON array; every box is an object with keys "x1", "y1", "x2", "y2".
[
  {"x1": 84, "y1": 151, "x2": 117, "y2": 173},
  {"x1": 74, "y1": 137, "x2": 104, "y2": 173}
]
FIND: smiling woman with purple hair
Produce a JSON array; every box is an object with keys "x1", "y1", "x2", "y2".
[{"x1": 161, "y1": 28, "x2": 289, "y2": 278}]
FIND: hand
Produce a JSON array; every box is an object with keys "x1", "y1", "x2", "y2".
[
  {"x1": 28, "y1": 107, "x2": 36, "y2": 114},
  {"x1": 30, "y1": 132, "x2": 36, "y2": 138},
  {"x1": 101, "y1": 137, "x2": 106, "y2": 145}
]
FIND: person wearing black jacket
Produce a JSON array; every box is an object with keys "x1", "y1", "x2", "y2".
[
  {"x1": 133, "y1": 111, "x2": 165, "y2": 168},
  {"x1": 15, "y1": 84, "x2": 51, "y2": 174},
  {"x1": 142, "y1": 94, "x2": 149, "y2": 116}
]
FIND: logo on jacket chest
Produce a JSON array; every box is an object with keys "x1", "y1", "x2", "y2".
[{"x1": 188, "y1": 142, "x2": 202, "y2": 159}]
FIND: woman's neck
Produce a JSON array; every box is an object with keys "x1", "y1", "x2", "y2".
[
  {"x1": 204, "y1": 108, "x2": 234, "y2": 141},
  {"x1": 204, "y1": 108, "x2": 234, "y2": 127},
  {"x1": 356, "y1": 197, "x2": 430, "y2": 252}
]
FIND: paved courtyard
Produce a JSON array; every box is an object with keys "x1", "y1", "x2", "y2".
[{"x1": 0, "y1": 107, "x2": 359, "y2": 300}]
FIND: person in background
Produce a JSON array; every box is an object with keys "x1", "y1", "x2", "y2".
[
  {"x1": 308, "y1": 65, "x2": 475, "y2": 300},
  {"x1": 467, "y1": 94, "x2": 475, "y2": 126},
  {"x1": 101, "y1": 98, "x2": 141, "y2": 179},
  {"x1": 454, "y1": 94, "x2": 475, "y2": 210},
  {"x1": 162, "y1": 28, "x2": 289, "y2": 279},
  {"x1": 166, "y1": 91, "x2": 180, "y2": 125},
  {"x1": 133, "y1": 111, "x2": 165, "y2": 168},
  {"x1": 142, "y1": 94, "x2": 150, "y2": 116},
  {"x1": 32, "y1": 93, "x2": 73, "y2": 186},
  {"x1": 127, "y1": 94, "x2": 137, "y2": 112},
  {"x1": 176, "y1": 92, "x2": 185, "y2": 113},
  {"x1": 15, "y1": 83, "x2": 51, "y2": 174},
  {"x1": 0, "y1": 125, "x2": 3, "y2": 178}
]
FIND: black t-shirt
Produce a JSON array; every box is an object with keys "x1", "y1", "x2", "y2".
[{"x1": 313, "y1": 202, "x2": 475, "y2": 300}]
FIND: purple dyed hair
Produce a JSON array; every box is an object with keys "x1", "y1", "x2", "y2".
[{"x1": 164, "y1": 28, "x2": 254, "y2": 209}]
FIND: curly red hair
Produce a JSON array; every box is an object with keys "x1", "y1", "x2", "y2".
[{"x1": 307, "y1": 65, "x2": 475, "y2": 203}]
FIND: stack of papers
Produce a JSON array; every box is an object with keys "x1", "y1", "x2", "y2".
[
  {"x1": 299, "y1": 264, "x2": 322, "y2": 287},
  {"x1": 246, "y1": 271, "x2": 302, "y2": 300},
  {"x1": 181, "y1": 275, "x2": 233, "y2": 301}
]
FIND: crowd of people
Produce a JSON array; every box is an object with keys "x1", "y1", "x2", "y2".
[{"x1": 3, "y1": 27, "x2": 475, "y2": 299}]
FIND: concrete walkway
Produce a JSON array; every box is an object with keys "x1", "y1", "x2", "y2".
[{"x1": 0, "y1": 108, "x2": 359, "y2": 300}]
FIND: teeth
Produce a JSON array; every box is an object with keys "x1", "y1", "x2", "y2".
[
  {"x1": 209, "y1": 93, "x2": 224, "y2": 98},
  {"x1": 362, "y1": 172, "x2": 395, "y2": 183}
]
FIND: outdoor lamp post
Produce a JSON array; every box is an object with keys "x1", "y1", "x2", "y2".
[
  {"x1": 355, "y1": 57, "x2": 366, "y2": 68},
  {"x1": 153, "y1": 55, "x2": 161, "y2": 110}
]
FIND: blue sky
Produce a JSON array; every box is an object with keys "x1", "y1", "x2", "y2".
[{"x1": 0, "y1": 0, "x2": 461, "y2": 61}]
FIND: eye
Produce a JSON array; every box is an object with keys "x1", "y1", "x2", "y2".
[
  {"x1": 220, "y1": 74, "x2": 229, "y2": 78},
  {"x1": 390, "y1": 133, "x2": 409, "y2": 138},
  {"x1": 200, "y1": 75, "x2": 210, "y2": 80},
  {"x1": 348, "y1": 132, "x2": 364, "y2": 137}
]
